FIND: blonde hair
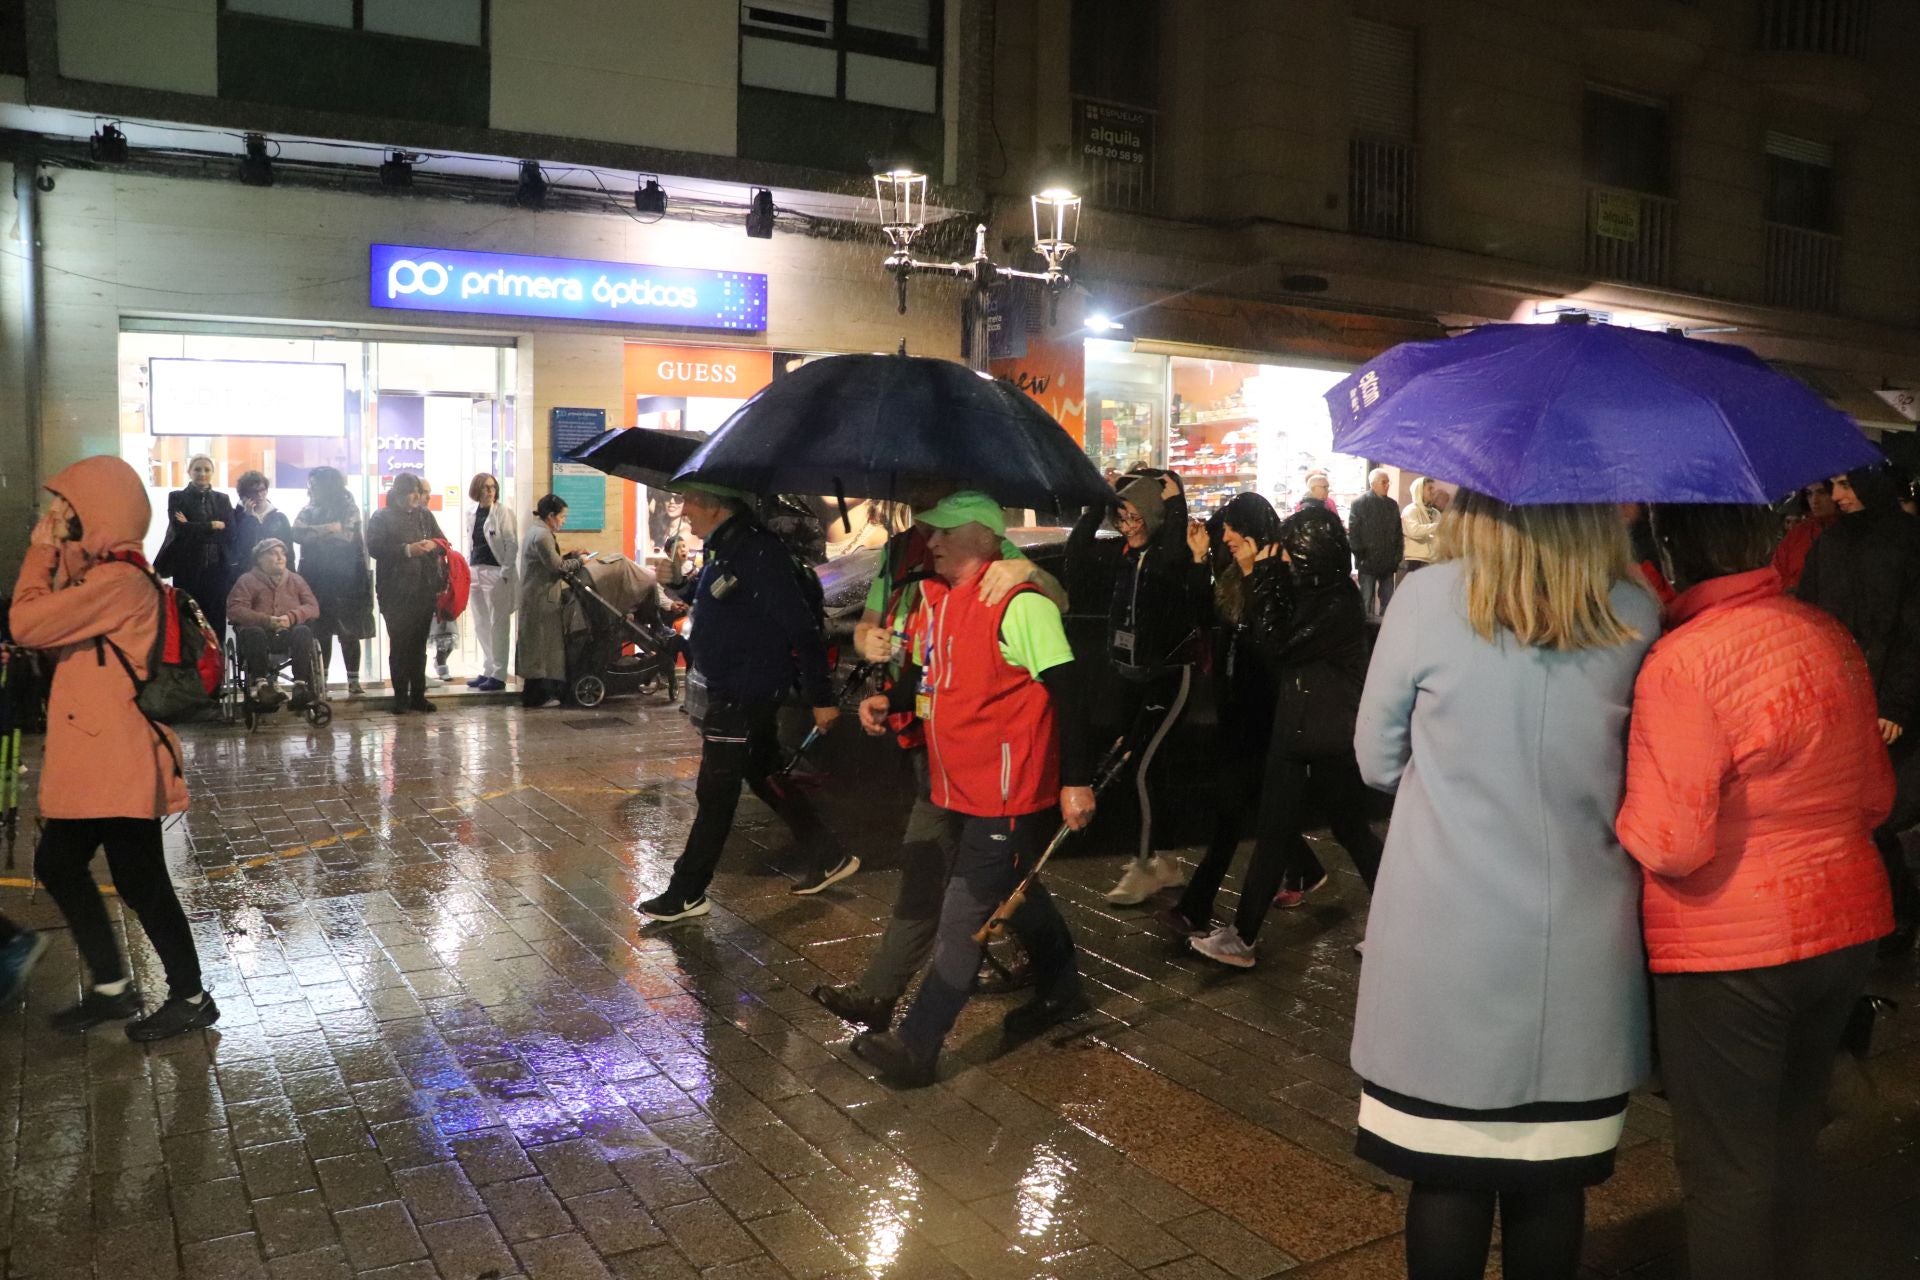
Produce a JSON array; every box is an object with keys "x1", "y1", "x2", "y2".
[{"x1": 1436, "y1": 489, "x2": 1644, "y2": 651}]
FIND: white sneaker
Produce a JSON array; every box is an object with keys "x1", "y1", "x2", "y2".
[
  {"x1": 1190, "y1": 924, "x2": 1256, "y2": 969},
  {"x1": 424, "y1": 674, "x2": 446, "y2": 688},
  {"x1": 1104, "y1": 855, "x2": 1183, "y2": 906}
]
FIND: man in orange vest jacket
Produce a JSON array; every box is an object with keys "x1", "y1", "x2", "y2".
[{"x1": 851, "y1": 491, "x2": 1095, "y2": 1088}]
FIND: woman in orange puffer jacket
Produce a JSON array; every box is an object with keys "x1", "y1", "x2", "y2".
[{"x1": 1617, "y1": 503, "x2": 1892, "y2": 1280}]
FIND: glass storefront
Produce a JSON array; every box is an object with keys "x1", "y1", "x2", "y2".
[
  {"x1": 1083, "y1": 340, "x2": 1370, "y2": 520},
  {"x1": 117, "y1": 328, "x2": 517, "y2": 680}
]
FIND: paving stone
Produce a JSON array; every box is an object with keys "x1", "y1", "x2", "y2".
[{"x1": 330, "y1": 1200, "x2": 427, "y2": 1271}]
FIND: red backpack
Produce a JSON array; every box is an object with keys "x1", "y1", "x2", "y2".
[
  {"x1": 435, "y1": 541, "x2": 471, "y2": 622},
  {"x1": 97, "y1": 552, "x2": 222, "y2": 720}
]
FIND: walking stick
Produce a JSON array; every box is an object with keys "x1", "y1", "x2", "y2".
[{"x1": 974, "y1": 738, "x2": 1131, "y2": 944}]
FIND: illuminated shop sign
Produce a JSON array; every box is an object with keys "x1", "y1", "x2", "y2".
[{"x1": 367, "y1": 243, "x2": 768, "y2": 331}]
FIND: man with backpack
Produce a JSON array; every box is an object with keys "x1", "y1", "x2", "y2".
[
  {"x1": 636, "y1": 484, "x2": 855, "y2": 921},
  {"x1": 11, "y1": 455, "x2": 217, "y2": 1041}
]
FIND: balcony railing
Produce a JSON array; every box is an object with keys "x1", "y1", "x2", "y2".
[
  {"x1": 1071, "y1": 95, "x2": 1157, "y2": 213},
  {"x1": 1758, "y1": 0, "x2": 1870, "y2": 57},
  {"x1": 1765, "y1": 221, "x2": 1841, "y2": 311},
  {"x1": 1349, "y1": 136, "x2": 1418, "y2": 240},
  {"x1": 1585, "y1": 186, "x2": 1677, "y2": 288}
]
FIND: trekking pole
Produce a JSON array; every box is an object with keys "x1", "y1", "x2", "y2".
[{"x1": 974, "y1": 737, "x2": 1131, "y2": 944}]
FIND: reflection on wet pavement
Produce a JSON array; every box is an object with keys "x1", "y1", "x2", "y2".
[{"x1": 2, "y1": 700, "x2": 1918, "y2": 1278}]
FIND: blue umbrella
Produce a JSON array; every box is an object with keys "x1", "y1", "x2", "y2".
[
  {"x1": 1326, "y1": 322, "x2": 1883, "y2": 504},
  {"x1": 671, "y1": 352, "x2": 1113, "y2": 512}
]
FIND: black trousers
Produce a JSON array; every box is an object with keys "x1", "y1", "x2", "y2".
[
  {"x1": 1231, "y1": 750, "x2": 1383, "y2": 942},
  {"x1": 176, "y1": 566, "x2": 227, "y2": 645},
  {"x1": 35, "y1": 817, "x2": 203, "y2": 1000},
  {"x1": 236, "y1": 624, "x2": 316, "y2": 691},
  {"x1": 665, "y1": 698, "x2": 841, "y2": 902},
  {"x1": 1654, "y1": 943, "x2": 1875, "y2": 1280},
  {"x1": 1111, "y1": 666, "x2": 1193, "y2": 863},
  {"x1": 896, "y1": 807, "x2": 1080, "y2": 1064},
  {"x1": 312, "y1": 615, "x2": 361, "y2": 679},
  {"x1": 1176, "y1": 708, "x2": 1270, "y2": 927},
  {"x1": 385, "y1": 607, "x2": 434, "y2": 704}
]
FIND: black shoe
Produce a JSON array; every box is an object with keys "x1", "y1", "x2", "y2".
[
  {"x1": 49, "y1": 988, "x2": 142, "y2": 1034},
  {"x1": 127, "y1": 993, "x2": 221, "y2": 1042},
  {"x1": 391, "y1": 698, "x2": 410, "y2": 715},
  {"x1": 810, "y1": 983, "x2": 895, "y2": 1033},
  {"x1": 1002, "y1": 988, "x2": 1093, "y2": 1040},
  {"x1": 790, "y1": 854, "x2": 860, "y2": 896},
  {"x1": 287, "y1": 682, "x2": 313, "y2": 710},
  {"x1": 637, "y1": 892, "x2": 711, "y2": 922},
  {"x1": 410, "y1": 697, "x2": 437, "y2": 713},
  {"x1": 851, "y1": 1031, "x2": 936, "y2": 1089}
]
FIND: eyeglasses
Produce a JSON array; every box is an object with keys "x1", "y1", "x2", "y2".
[{"x1": 1115, "y1": 510, "x2": 1145, "y2": 526}]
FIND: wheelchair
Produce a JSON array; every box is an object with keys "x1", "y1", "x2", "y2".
[{"x1": 222, "y1": 627, "x2": 332, "y2": 731}]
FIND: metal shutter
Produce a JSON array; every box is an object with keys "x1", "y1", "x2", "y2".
[{"x1": 1349, "y1": 19, "x2": 1416, "y2": 142}]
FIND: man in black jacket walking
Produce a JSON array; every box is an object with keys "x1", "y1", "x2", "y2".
[
  {"x1": 638, "y1": 485, "x2": 854, "y2": 921},
  {"x1": 1348, "y1": 468, "x2": 1404, "y2": 619}
]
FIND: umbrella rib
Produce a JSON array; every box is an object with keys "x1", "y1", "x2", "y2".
[{"x1": 1624, "y1": 336, "x2": 1765, "y2": 502}]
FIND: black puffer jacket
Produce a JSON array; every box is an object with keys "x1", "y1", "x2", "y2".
[
  {"x1": 1798, "y1": 465, "x2": 1920, "y2": 729},
  {"x1": 1246, "y1": 506, "x2": 1368, "y2": 757}
]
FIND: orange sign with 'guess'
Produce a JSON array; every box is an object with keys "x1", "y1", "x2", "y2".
[{"x1": 623, "y1": 344, "x2": 773, "y2": 399}]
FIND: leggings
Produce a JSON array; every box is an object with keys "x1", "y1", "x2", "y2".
[
  {"x1": 35, "y1": 817, "x2": 203, "y2": 1000},
  {"x1": 1406, "y1": 1184, "x2": 1585, "y2": 1280},
  {"x1": 1232, "y1": 750, "x2": 1383, "y2": 942},
  {"x1": 1114, "y1": 665, "x2": 1192, "y2": 866},
  {"x1": 313, "y1": 617, "x2": 361, "y2": 678}
]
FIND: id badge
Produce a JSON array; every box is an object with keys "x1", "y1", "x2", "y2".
[{"x1": 915, "y1": 668, "x2": 933, "y2": 722}]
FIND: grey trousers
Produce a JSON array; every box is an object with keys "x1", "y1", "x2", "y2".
[{"x1": 1653, "y1": 942, "x2": 1875, "y2": 1280}]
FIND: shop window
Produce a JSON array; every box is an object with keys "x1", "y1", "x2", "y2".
[
  {"x1": 1070, "y1": 0, "x2": 1158, "y2": 108},
  {"x1": 1765, "y1": 132, "x2": 1836, "y2": 233},
  {"x1": 1084, "y1": 340, "x2": 1167, "y2": 479},
  {"x1": 1583, "y1": 87, "x2": 1670, "y2": 196},
  {"x1": 738, "y1": 0, "x2": 943, "y2": 171}
]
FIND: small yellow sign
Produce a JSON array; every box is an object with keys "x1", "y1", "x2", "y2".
[{"x1": 1594, "y1": 191, "x2": 1642, "y2": 242}]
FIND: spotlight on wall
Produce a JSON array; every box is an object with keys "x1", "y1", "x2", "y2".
[
  {"x1": 745, "y1": 188, "x2": 775, "y2": 239},
  {"x1": 90, "y1": 124, "x2": 129, "y2": 164},
  {"x1": 514, "y1": 159, "x2": 548, "y2": 209},
  {"x1": 635, "y1": 177, "x2": 667, "y2": 216},
  {"x1": 1085, "y1": 312, "x2": 1125, "y2": 333},
  {"x1": 379, "y1": 151, "x2": 415, "y2": 190},
  {"x1": 237, "y1": 133, "x2": 274, "y2": 187}
]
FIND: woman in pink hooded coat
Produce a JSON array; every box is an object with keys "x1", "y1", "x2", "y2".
[{"x1": 11, "y1": 455, "x2": 217, "y2": 1041}]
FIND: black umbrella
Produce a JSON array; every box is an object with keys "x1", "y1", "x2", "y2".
[
  {"x1": 670, "y1": 353, "x2": 1113, "y2": 512},
  {"x1": 566, "y1": 427, "x2": 708, "y2": 490}
]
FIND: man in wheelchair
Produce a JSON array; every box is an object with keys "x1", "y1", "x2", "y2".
[{"x1": 226, "y1": 538, "x2": 321, "y2": 709}]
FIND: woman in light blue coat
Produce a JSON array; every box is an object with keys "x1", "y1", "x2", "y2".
[{"x1": 1351, "y1": 490, "x2": 1659, "y2": 1280}]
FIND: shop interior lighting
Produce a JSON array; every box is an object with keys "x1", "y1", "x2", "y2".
[
  {"x1": 89, "y1": 123, "x2": 129, "y2": 164},
  {"x1": 872, "y1": 162, "x2": 1081, "y2": 319},
  {"x1": 634, "y1": 177, "x2": 667, "y2": 216},
  {"x1": 745, "y1": 188, "x2": 776, "y2": 238},
  {"x1": 379, "y1": 151, "x2": 415, "y2": 190},
  {"x1": 514, "y1": 159, "x2": 548, "y2": 209},
  {"x1": 237, "y1": 134, "x2": 274, "y2": 187}
]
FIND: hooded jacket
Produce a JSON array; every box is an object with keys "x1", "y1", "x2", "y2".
[
  {"x1": 1068, "y1": 474, "x2": 1197, "y2": 675},
  {"x1": 1245, "y1": 505, "x2": 1369, "y2": 757},
  {"x1": 1618, "y1": 568, "x2": 1893, "y2": 971},
  {"x1": 364, "y1": 481, "x2": 448, "y2": 617},
  {"x1": 1400, "y1": 478, "x2": 1441, "y2": 565},
  {"x1": 1797, "y1": 465, "x2": 1920, "y2": 729},
  {"x1": 10, "y1": 456, "x2": 189, "y2": 818}
]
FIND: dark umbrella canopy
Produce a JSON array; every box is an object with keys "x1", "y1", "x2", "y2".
[
  {"x1": 566, "y1": 427, "x2": 708, "y2": 490},
  {"x1": 670, "y1": 353, "x2": 1114, "y2": 512},
  {"x1": 1326, "y1": 322, "x2": 1883, "y2": 505}
]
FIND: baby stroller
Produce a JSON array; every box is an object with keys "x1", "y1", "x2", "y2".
[{"x1": 560, "y1": 555, "x2": 682, "y2": 708}]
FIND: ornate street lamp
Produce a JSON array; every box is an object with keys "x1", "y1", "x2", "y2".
[{"x1": 873, "y1": 165, "x2": 1081, "y2": 329}]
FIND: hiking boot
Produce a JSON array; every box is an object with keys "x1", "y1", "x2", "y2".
[
  {"x1": 49, "y1": 988, "x2": 143, "y2": 1033},
  {"x1": 1104, "y1": 855, "x2": 1184, "y2": 906},
  {"x1": 1190, "y1": 924, "x2": 1257, "y2": 969},
  {"x1": 790, "y1": 854, "x2": 860, "y2": 897},
  {"x1": 1003, "y1": 988, "x2": 1092, "y2": 1039},
  {"x1": 1272, "y1": 872, "x2": 1329, "y2": 910},
  {"x1": 637, "y1": 892, "x2": 710, "y2": 922},
  {"x1": 0, "y1": 931, "x2": 48, "y2": 1005},
  {"x1": 127, "y1": 993, "x2": 221, "y2": 1042},
  {"x1": 810, "y1": 983, "x2": 895, "y2": 1033},
  {"x1": 851, "y1": 1031, "x2": 936, "y2": 1089}
]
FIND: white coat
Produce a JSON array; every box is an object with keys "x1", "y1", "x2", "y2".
[{"x1": 474, "y1": 502, "x2": 521, "y2": 594}]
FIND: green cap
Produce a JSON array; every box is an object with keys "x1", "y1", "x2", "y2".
[
  {"x1": 915, "y1": 489, "x2": 1006, "y2": 537},
  {"x1": 679, "y1": 480, "x2": 755, "y2": 502}
]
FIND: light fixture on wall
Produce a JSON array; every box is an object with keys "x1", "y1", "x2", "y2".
[
  {"x1": 514, "y1": 160, "x2": 548, "y2": 209},
  {"x1": 237, "y1": 134, "x2": 274, "y2": 187},
  {"x1": 1085, "y1": 312, "x2": 1124, "y2": 333},
  {"x1": 379, "y1": 151, "x2": 415, "y2": 190},
  {"x1": 745, "y1": 188, "x2": 775, "y2": 238},
  {"x1": 635, "y1": 177, "x2": 667, "y2": 216},
  {"x1": 90, "y1": 124, "x2": 129, "y2": 164},
  {"x1": 870, "y1": 161, "x2": 1081, "y2": 322}
]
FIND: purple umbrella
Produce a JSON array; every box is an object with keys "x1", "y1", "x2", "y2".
[{"x1": 1326, "y1": 322, "x2": 1883, "y2": 504}]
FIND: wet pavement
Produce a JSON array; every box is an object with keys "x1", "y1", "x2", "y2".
[{"x1": 2, "y1": 694, "x2": 1918, "y2": 1279}]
